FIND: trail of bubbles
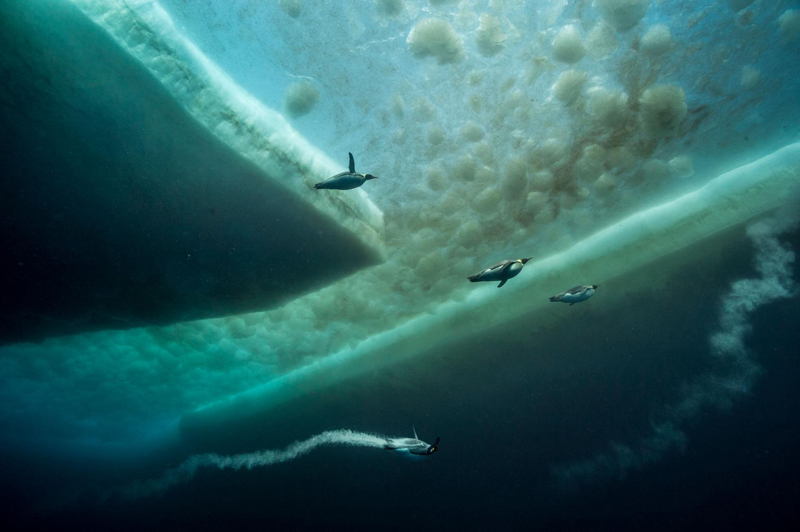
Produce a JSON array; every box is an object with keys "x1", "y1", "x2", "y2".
[
  {"x1": 553, "y1": 209, "x2": 799, "y2": 491},
  {"x1": 118, "y1": 430, "x2": 388, "y2": 500}
]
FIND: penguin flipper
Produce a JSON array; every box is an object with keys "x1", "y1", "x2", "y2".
[
  {"x1": 497, "y1": 279, "x2": 507, "y2": 288},
  {"x1": 348, "y1": 152, "x2": 356, "y2": 173}
]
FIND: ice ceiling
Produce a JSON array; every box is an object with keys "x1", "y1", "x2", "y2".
[{"x1": 1, "y1": 0, "x2": 799, "y2": 449}]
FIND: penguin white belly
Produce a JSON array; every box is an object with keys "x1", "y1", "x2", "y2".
[
  {"x1": 505, "y1": 263, "x2": 523, "y2": 278},
  {"x1": 561, "y1": 288, "x2": 594, "y2": 303},
  {"x1": 393, "y1": 449, "x2": 426, "y2": 460},
  {"x1": 480, "y1": 262, "x2": 522, "y2": 281}
]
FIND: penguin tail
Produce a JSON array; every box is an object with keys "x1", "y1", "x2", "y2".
[
  {"x1": 314, "y1": 182, "x2": 323, "y2": 189},
  {"x1": 467, "y1": 275, "x2": 480, "y2": 282},
  {"x1": 549, "y1": 296, "x2": 557, "y2": 302}
]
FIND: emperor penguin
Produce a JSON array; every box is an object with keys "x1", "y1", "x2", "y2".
[
  {"x1": 549, "y1": 285, "x2": 599, "y2": 306},
  {"x1": 467, "y1": 258, "x2": 532, "y2": 288},
  {"x1": 314, "y1": 153, "x2": 378, "y2": 190},
  {"x1": 383, "y1": 427, "x2": 440, "y2": 457}
]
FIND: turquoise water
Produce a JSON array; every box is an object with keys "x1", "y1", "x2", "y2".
[{"x1": 1, "y1": 1, "x2": 799, "y2": 529}]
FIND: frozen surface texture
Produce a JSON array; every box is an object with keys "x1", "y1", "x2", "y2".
[
  {"x1": 183, "y1": 143, "x2": 800, "y2": 430},
  {"x1": 0, "y1": 0, "x2": 385, "y2": 344},
  {"x1": 1, "y1": 0, "x2": 799, "y2": 449}
]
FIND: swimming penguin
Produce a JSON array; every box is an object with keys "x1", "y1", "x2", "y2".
[
  {"x1": 383, "y1": 427, "x2": 440, "y2": 456},
  {"x1": 549, "y1": 285, "x2": 599, "y2": 306},
  {"x1": 467, "y1": 258, "x2": 532, "y2": 288},
  {"x1": 314, "y1": 152, "x2": 378, "y2": 190}
]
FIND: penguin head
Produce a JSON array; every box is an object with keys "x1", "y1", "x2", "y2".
[
  {"x1": 520, "y1": 258, "x2": 532, "y2": 264},
  {"x1": 591, "y1": 284, "x2": 599, "y2": 289},
  {"x1": 427, "y1": 437, "x2": 440, "y2": 455},
  {"x1": 365, "y1": 174, "x2": 378, "y2": 180}
]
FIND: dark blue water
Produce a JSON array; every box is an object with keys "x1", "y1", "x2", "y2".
[
  {"x1": 1, "y1": 230, "x2": 798, "y2": 530},
  {"x1": 3, "y1": 0, "x2": 800, "y2": 530}
]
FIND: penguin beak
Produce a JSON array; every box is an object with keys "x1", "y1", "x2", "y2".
[
  {"x1": 593, "y1": 285, "x2": 600, "y2": 289},
  {"x1": 521, "y1": 258, "x2": 532, "y2": 264}
]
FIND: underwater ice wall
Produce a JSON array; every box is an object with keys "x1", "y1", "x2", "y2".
[
  {"x1": 68, "y1": 0, "x2": 384, "y2": 252},
  {"x1": 155, "y1": 0, "x2": 800, "y2": 375},
  {"x1": 170, "y1": 0, "x2": 800, "y2": 428},
  {"x1": 183, "y1": 142, "x2": 800, "y2": 428},
  {"x1": 0, "y1": 0, "x2": 383, "y2": 445},
  {"x1": 0, "y1": 0, "x2": 388, "y2": 345},
  {"x1": 1, "y1": 0, "x2": 799, "y2": 448}
]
